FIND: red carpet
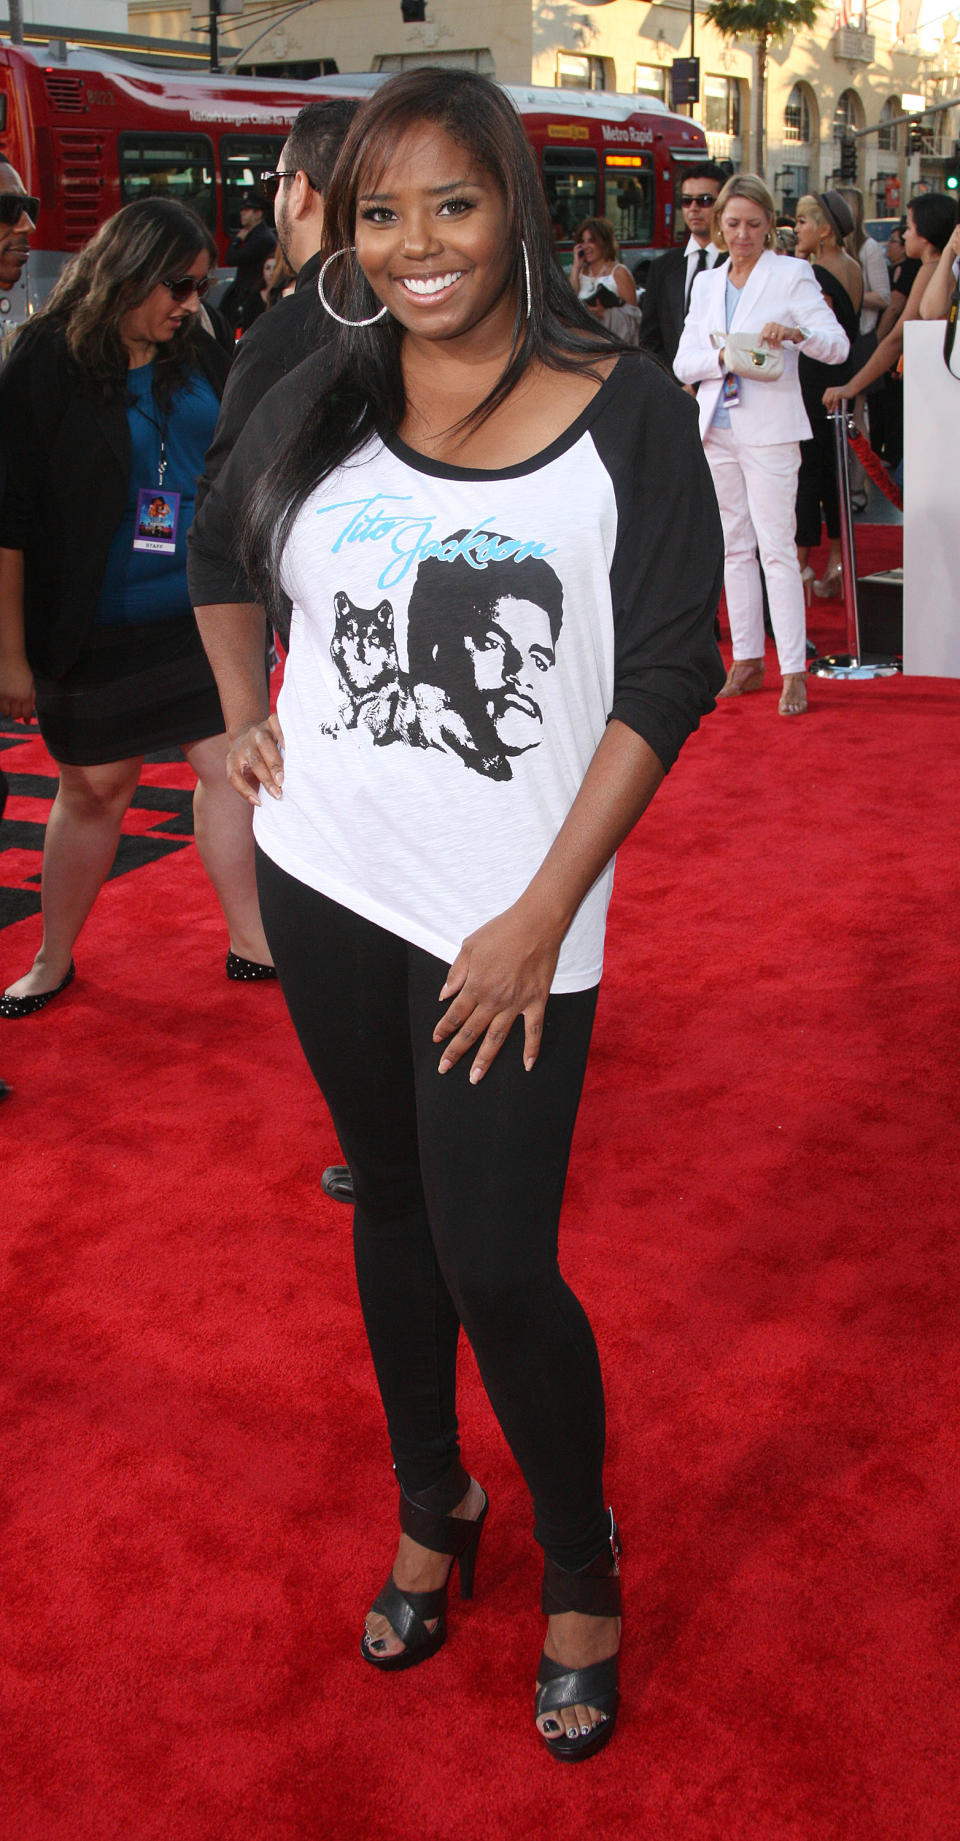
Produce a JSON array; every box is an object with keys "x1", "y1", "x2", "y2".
[{"x1": 2, "y1": 528, "x2": 959, "y2": 1841}]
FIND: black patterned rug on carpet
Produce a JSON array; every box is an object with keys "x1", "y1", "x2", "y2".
[{"x1": 0, "y1": 720, "x2": 196, "y2": 933}]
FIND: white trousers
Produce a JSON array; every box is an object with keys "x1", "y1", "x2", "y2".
[{"x1": 704, "y1": 427, "x2": 807, "y2": 676}]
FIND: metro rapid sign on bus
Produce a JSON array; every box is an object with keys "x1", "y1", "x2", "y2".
[{"x1": 0, "y1": 41, "x2": 710, "y2": 330}]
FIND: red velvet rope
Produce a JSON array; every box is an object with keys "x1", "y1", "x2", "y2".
[{"x1": 846, "y1": 427, "x2": 903, "y2": 510}]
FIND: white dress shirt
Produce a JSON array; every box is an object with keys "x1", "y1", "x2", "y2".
[{"x1": 683, "y1": 237, "x2": 723, "y2": 312}]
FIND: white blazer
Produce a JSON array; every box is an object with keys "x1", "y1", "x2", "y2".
[{"x1": 674, "y1": 250, "x2": 851, "y2": 446}]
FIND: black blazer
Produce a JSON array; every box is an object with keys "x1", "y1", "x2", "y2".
[
  {"x1": 0, "y1": 322, "x2": 229, "y2": 679},
  {"x1": 197, "y1": 247, "x2": 332, "y2": 513},
  {"x1": 639, "y1": 246, "x2": 727, "y2": 368}
]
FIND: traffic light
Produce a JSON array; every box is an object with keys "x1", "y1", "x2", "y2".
[
  {"x1": 907, "y1": 118, "x2": 925, "y2": 156},
  {"x1": 946, "y1": 142, "x2": 960, "y2": 193},
  {"x1": 839, "y1": 134, "x2": 856, "y2": 184}
]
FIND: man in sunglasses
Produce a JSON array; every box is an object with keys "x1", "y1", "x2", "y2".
[
  {"x1": 639, "y1": 162, "x2": 727, "y2": 369},
  {"x1": 197, "y1": 101, "x2": 358, "y2": 515},
  {"x1": 193, "y1": 98, "x2": 358, "y2": 1207},
  {"x1": 0, "y1": 162, "x2": 36, "y2": 289}
]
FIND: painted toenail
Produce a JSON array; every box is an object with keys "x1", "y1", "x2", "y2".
[
  {"x1": 567, "y1": 1726, "x2": 578, "y2": 1739},
  {"x1": 581, "y1": 1724, "x2": 591, "y2": 1735},
  {"x1": 543, "y1": 1719, "x2": 560, "y2": 1733}
]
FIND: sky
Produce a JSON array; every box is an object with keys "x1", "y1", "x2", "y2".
[{"x1": 917, "y1": 0, "x2": 960, "y2": 44}]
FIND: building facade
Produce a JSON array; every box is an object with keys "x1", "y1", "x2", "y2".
[{"x1": 125, "y1": 0, "x2": 959, "y2": 217}]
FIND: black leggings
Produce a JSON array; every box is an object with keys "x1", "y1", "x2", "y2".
[{"x1": 256, "y1": 848, "x2": 608, "y2": 1571}]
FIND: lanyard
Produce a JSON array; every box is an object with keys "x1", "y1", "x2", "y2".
[{"x1": 131, "y1": 392, "x2": 170, "y2": 490}]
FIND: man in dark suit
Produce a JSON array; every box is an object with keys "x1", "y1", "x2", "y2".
[
  {"x1": 196, "y1": 99, "x2": 359, "y2": 1204},
  {"x1": 198, "y1": 101, "x2": 357, "y2": 510},
  {"x1": 219, "y1": 191, "x2": 277, "y2": 335},
  {"x1": 639, "y1": 162, "x2": 728, "y2": 369}
]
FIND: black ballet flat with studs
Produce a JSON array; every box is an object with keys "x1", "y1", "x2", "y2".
[
  {"x1": 225, "y1": 951, "x2": 277, "y2": 982},
  {"x1": 535, "y1": 1511, "x2": 622, "y2": 1762},
  {"x1": 0, "y1": 961, "x2": 76, "y2": 1020},
  {"x1": 361, "y1": 1483, "x2": 489, "y2": 1673}
]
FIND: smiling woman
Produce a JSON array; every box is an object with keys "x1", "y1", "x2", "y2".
[{"x1": 189, "y1": 65, "x2": 725, "y2": 1767}]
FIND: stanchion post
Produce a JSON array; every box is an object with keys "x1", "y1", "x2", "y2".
[
  {"x1": 835, "y1": 406, "x2": 861, "y2": 663},
  {"x1": 808, "y1": 409, "x2": 900, "y2": 682}
]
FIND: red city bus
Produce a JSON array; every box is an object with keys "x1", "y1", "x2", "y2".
[{"x1": 0, "y1": 41, "x2": 711, "y2": 332}]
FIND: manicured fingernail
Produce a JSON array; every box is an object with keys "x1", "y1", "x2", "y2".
[
  {"x1": 524, "y1": 1056, "x2": 535, "y2": 1071},
  {"x1": 438, "y1": 1058, "x2": 451, "y2": 1075},
  {"x1": 438, "y1": 983, "x2": 450, "y2": 999},
  {"x1": 469, "y1": 1066, "x2": 483, "y2": 1085}
]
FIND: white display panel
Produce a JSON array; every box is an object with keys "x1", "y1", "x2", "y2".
[{"x1": 903, "y1": 320, "x2": 960, "y2": 679}]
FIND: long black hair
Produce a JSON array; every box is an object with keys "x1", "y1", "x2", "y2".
[{"x1": 242, "y1": 68, "x2": 622, "y2": 617}]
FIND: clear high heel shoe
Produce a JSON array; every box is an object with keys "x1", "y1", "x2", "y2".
[
  {"x1": 813, "y1": 563, "x2": 843, "y2": 601},
  {"x1": 800, "y1": 564, "x2": 815, "y2": 608}
]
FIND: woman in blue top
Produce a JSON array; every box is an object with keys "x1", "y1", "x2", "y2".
[{"x1": 0, "y1": 199, "x2": 274, "y2": 1016}]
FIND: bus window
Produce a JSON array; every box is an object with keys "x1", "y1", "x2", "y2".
[
  {"x1": 603, "y1": 155, "x2": 654, "y2": 249},
  {"x1": 541, "y1": 148, "x2": 598, "y2": 243},
  {"x1": 118, "y1": 133, "x2": 216, "y2": 230},
  {"x1": 221, "y1": 134, "x2": 285, "y2": 234}
]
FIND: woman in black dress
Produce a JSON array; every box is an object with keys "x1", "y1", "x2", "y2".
[
  {"x1": 793, "y1": 192, "x2": 863, "y2": 601},
  {"x1": 0, "y1": 199, "x2": 273, "y2": 1016}
]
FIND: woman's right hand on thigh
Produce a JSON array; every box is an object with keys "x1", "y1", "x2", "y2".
[
  {"x1": 226, "y1": 713, "x2": 285, "y2": 805},
  {"x1": 0, "y1": 654, "x2": 35, "y2": 723}
]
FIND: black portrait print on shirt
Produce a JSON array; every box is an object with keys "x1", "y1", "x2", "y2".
[{"x1": 329, "y1": 533, "x2": 565, "y2": 782}]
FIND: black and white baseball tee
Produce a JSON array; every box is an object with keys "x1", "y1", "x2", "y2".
[{"x1": 188, "y1": 351, "x2": 725, "y2": 991}]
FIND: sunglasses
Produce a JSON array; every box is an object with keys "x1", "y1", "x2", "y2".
[
  {"x1": 259, "y1": 170, "x2": 295, "y2": 203},
  {"x1": 681, "y1": 193, "x2": 718, "y2": 209},
  {"x1": 0, "y1": 193, "x2": 39, "y2": 226},
  {"x1": 260, "y1": 169, "x2": 319, "y2": 203},
  {"x1": 161, "y1": 274, "x2": 212, "y2": 303}
]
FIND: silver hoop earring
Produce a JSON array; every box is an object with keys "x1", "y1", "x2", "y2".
[
  {"x1": 521, "y1": 239, "x2": 532, "y2": 319},
  {"x1": 317, "y1": 247, "x2": 389, "y2": 327}
]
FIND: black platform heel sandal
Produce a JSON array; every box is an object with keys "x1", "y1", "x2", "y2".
[
  {"x1": 535, "y1": 1511, "x2": 622, "y2": 1762},
  {"x1": 360, "y1": 1483, "x2": 489, "y2": 1673}
]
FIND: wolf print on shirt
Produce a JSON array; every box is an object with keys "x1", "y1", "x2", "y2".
[{"x1": 329, "y1": 533, "x2": 565, "y2": 782}]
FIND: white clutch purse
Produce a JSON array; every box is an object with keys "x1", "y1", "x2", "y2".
[{"x1": 710, "y1": 331, "x2": 784, "y2": 381}]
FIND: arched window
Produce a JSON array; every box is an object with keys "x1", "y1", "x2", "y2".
[
  {"x1": 784, "y1": 84, "x2": 812, "y2": 145},
  {"x1": 879, "y1": 97, "x2": 902, "y2": 153},
  {"x1": 834, "y1": 90, "x2": 863, "y2": 142}
]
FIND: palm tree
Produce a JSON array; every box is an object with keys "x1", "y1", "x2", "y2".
[{"x1": 704, "y1": 0, "x2": 821, "y2": 179}]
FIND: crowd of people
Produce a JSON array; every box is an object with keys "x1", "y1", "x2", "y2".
[{"x1": 0, "y1": 73, "x2": 955, "y2": 1756}]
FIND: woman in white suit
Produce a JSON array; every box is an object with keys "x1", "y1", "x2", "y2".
[{"x1": 674, "y1": 175, "x2": 850, "y2": 715}]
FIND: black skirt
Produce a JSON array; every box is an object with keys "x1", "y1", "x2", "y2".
[{"x1": 33, "y1": 615, "x2": 225, "y2": 766}]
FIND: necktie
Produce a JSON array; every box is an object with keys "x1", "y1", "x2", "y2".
[{"x1": 686, "y1": 246, "x2": 709, "y2": 313}]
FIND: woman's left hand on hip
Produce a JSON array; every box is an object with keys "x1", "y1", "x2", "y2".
[{"x1": 433, "y1": 900, "x2": 564, "y2": 1084}]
